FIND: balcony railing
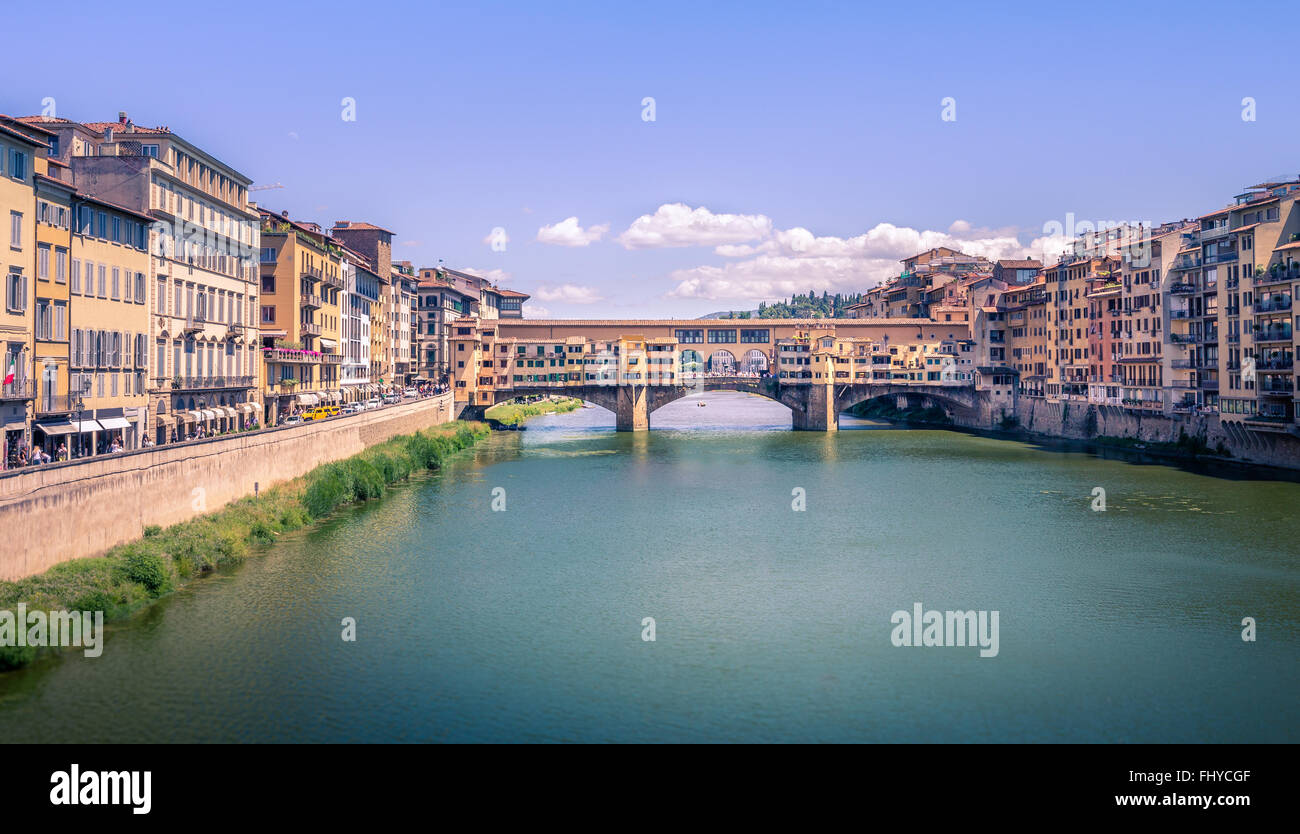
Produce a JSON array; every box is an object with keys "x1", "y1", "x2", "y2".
[
  {"x1": 1258, "y1": 379, "x2": 1294, "y2": 395},
  {"x1": 301, "y1": 321, "x2": 322, "y2": 336},
  {"x1": 35, "y1": 393, "x2": 77, "y2": 414},
  {"x1": 1168, "y1": 282, "x2": 1197, "y2": 294},
  {"x1": 162, "y1": 376, "x2": 255, "y2": 390},
  {"x1": 0, "y1": 380, "x2": 34, "y2": 400},
  {"x1": 301, "y1": 293, "x2": 323, "y2": 309},
  {"x1": 1256, "y1": 297, "x2": 1292, "y2": 313},
  {"x1": 1256, "y1": 356, "x2": 1294, "y2": 371},
  {"x1": 1253, "y1": 264, "x2": 1300, "y2": 286},
  {"x1": 1203, "y1": 250, "x2": 1238, "y2": 265},
  {"x1": 1255, "y1": 326, "x2": 1293, "y2": 343},
  {"x1": 1169, "y1": 333, "x2": 1198, "y2": 344},
  {"x1": 182, "y1": 315, "x2": 206, "y2": 334},
  {"x1": 264, "y1": 348, "x2": 321, "y2": 364},
  {"x1": 1171, "y1": 256, "x2": 1201, "y2": 272},
  {"x1": 1170, "y1": 359, "x2": 1193, "y2": 369}
]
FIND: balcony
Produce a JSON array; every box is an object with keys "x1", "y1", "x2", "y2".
[
  {"x1": 1169, "y1": 333, "x2": 1198, "y2": 344},
  {"x1": 1168, "y1": 310, "x2": 1191, "y2": 319},
  {"x1": 1203, "y1": 250, "x2": 1238, "y2": 265},
  {"x1": 164, "y1": 376, "x2": 255, "y2": 390},
  {"x1": 301, "y1": 267, "x2": 323, "y2": 282},
  {"x1": 264, "y1": 348, "x2": 321, "y2": 364},
  {"x1": 182, "y1": 315, "x2": 206, "y2": 334},
  {"x1": 1253, "y1": 264, "x2": 1300, "y2": 287},
  {"x1": 1168, "y1": 282, "x2": 1197, "y2": 294},
  {"x1": 300, "y1": 321, "x2": 322, "y2": 337},
  {"x1": 1258, "y1": 379, "x2": 1294, "y2": 396},
  {"x1": 1255, "y1": 297, "x2": 1292, "y2": 314},
  {"x1": 1171, "y1": 256, "x2": 1201, "y2": 272},
  {"x1": 1254, "y1": 326, "x2": 1293, "y2": 344},
  {"x1": 1256, "y1": 355, "x2": 1294, "y2": 371},
  {"x1": 1199, "y1": 225, "x2": 1229, "y2": 241},
  {"x1": 1170, "y1": 359, "x2": 1193, "y2": 369},
  {"x1": 0, "y1": 379, "x2": 34, "y2": 401},
  {"x1": 301, "y1": 293, "x2": 323, "y2": 309},
  {"x1": 35, "y1": 393, "x2": 77, "y2": 414}
]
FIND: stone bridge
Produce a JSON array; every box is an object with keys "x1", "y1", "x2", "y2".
[{"x1": 462, "y1": 377, "x2": 984, "y2": 431}]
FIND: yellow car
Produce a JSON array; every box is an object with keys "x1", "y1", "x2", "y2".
[
  {"x1": 302, "y1": 407, "x2": 330, "y2": 421},
  {"x1": 324, "y1": 405, "x2": 340, "y2": 417}
]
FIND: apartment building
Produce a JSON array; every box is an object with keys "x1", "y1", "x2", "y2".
[
  {"x1": 391, "y1": 262, "x2": 416, "y2": 386},
  {"x1": 22, "y1": 113, "x2": 262, "y2": 443},
  {"x1": 1002, "y1": 278, "x2": 1049, "y2": 398},
  {"x1": 339, "y1": 246, "x2": 380, "y2": 402},
  {"x1": 415, "y1": 265, "x2": 530, "y2": 383},
  {"x1": 1215, "y1": 180, "x2": 1300, "y2": 427},
  {"x1": 0, "y1": 120, "x2": 44, "y2": 465},
  {"x1": 330, "y1": 221, "x2": 395, "y2": 388},
  {"x1": 1121, "y1": 225, "x2": 1184, "y2": 414},
  {"x1": 258, "y1": 210, "x2": 344, "y2": 423}
]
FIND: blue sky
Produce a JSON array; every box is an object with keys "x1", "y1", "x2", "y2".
[{"x1": 6, "y1": 0, "x2": 1298, "y2": 317}]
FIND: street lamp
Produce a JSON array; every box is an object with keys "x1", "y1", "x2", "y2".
[{"x1": 74, "y1": 377, "x2": 90, "y2": 459}]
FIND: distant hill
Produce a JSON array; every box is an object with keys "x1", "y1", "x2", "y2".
[{"x1": 702, "y1": 291, "x2": 864, "y2": 320}]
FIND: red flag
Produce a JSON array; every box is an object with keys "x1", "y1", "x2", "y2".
[{"x1": 2, "y1": 356, "x2": 14, "y2": 386}]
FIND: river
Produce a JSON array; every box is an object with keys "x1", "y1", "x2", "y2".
[{"x1": 1, "y1": 391, "x2": 1296, "y2": 742}]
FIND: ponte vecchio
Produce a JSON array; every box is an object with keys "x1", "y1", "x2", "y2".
[{"x1": 448, "y1": 318, "x2": 1017, "y2": 431}]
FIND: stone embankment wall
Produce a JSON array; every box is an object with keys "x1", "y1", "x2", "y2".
[
  {"x1": 0, "y1": 394, "x2": 457, "y2": 580},
  {"x1": 950, "y1": 397, "x2": 1300, "y2": 471}
]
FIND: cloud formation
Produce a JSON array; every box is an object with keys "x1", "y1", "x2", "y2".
[
  {"x1": 658, "y1": 208, "x2": 1069, "y2": 302},
  {"x1": 533, "y1": 283, "x2": 604, "y2": 304},
  {"x1": 536, "y1": 217, "x2": 609, "y2": 247},
  {"x1": 618, "y1": 203, "x2": 773, "y2": 249}
]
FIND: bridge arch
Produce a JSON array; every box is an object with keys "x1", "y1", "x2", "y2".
[
  {"x1": 739, "y1": 348, "x2": 769, "y2": 375},
  {"x1": 680, "y1": 349, "x2": 704, "y2": 373},
  {"x1": 707, "y1": 350, "x2": 737, "y2": 373}
]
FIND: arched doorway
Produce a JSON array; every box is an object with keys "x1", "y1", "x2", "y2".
[
  {"x1": 707, "y1": 350, "x2": 736, "y2": 374},
  {"x1": 739, "y1": 349, "x2": 769, "y2": 375}
]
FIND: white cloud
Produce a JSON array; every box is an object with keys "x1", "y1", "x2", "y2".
[
  {"x1": 460, "y1": 267, "x2": 513, "y2": 285},
  {"x1": 523, "y1": 304, "x2": 553, "y2": 318},
  {"x1": 666, "y1": 218, "x2": 1051, "y2": 303},
  {"x1": 536, "y1": 217, "x2": 609, "y2": 247},
  {"x1": 534, "y1": 283, "x2": 604, "y2": 304},
  {"x1": 618, "y1": 203, "x2": 773, "y2": 249}
]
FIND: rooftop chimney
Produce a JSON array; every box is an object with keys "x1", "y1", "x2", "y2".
[{"x1": 118, "y1": 111, "x2": 128, "y2": 125}]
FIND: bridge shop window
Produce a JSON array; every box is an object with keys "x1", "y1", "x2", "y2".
[
  {"x1": 707, "y1": 329, "x2": 737, "y2": 344},
  {"x1": 740, "y1": 329, "x2": 769, "y2": 343},
  {"x1": 675, "y1": 329, "x2": 703, "y2": 344}
]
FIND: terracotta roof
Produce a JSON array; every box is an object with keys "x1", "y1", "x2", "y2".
[
  {"x1": 331, "y1": 220, "x2": 394, "y2": 235},
  {"x1": 82, "y1": 121, "x2": 171, "y2": 135},
  {"x1": 2, "y1": 115, "x2": 55, "y2": 137},
  {"x1": 488, "y1": 288, "x2": 530, "y2": 298},
  {"x1": 1273, "y1": 241, "x2": 1300, "y2": 252},
  {"x1": 78, "y1": 192, "x2": 155, "y2": 223},
  {"x1": 1198, "y1": 207, "x2": 1231, "y2": 220},
  {"x1": 0, "y1": 119, "x2": 48, "y2": 148}
]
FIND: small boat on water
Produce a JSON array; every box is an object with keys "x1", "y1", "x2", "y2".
[{"x1": 697, "y1": 402, "x2": 707, "y2": 407}]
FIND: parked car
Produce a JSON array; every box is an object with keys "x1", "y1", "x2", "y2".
[
  {"x1": 324, "y1": 404, "x2": 341, "y2": 417},
  {"x1": 303, "y1": 407, "x2": 330, "y2": 421},
  {"x1": 382, "y1": 392, "x2": 401, "y2": 404},
  {"x1": 365, "y1": 397, "x2": 381, "y2": 410},
  {"x1": 403, "y1": 387, "x2": 418, "y2": 398},
  {"x1": 342, "y1": 403, "x2": 361, "y2": 415},
  {"x1": 283, "y1": 414, "x2": 303, "y2": 426}
]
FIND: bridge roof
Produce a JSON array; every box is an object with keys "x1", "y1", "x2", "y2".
[{"x1": 503, "y1": 318, "x2": 953, "y2": 326}]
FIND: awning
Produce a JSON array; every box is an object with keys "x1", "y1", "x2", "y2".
[
  {"x1": 220, "y1": 407, "x2": 237, "y2": 419},
  {"x1": 181, "y1": 411, "x2": 200, "y2": 423},
  {"x1": 73, "y1": 419, "x2": 103, "y2": 433},
  {"x1": 237, "y1": 403, "x2": 256, "y2": 415},
  {"x1": 296, "y1": 393, "x2": 319, "y2": 406},
  {"x1": 199, "y1": 409, "x2": 216, "y2": 421},
  {"x1": 33, "y1": 418, "x2": 77, "y2": 436},
  {"x1": 98, "y1": 416, "x2": 132, "y2": 430},
  {"x1": 156, "y1": 414, "x2": 177, "y2": 427}
]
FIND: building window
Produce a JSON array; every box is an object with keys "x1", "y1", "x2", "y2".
[
  {"x1": 5, "y1": 271, "x2": 26, "y2": 313},
  {"x1": 10, "y1": 211, "x2": 21, "y2": 249},
  {"x1": 675, "y1": 329, "x2": 704, "y2": 344}
]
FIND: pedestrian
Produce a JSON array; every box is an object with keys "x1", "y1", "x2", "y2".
[{"x1": 57, "y1": 442, "x2": 67, "y2": 461}]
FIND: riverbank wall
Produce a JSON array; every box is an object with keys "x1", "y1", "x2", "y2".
[
  {"x1": 948, "y1": 396, "x2": 1300, "y2": 471},
  {"x1": 0, "y1": 393, "x2": 457, "y2": 580}
]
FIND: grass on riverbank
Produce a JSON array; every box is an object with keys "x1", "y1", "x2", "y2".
[
  {"x1": 0, "y1": 421, "x2": 488, "y2": 671},
  {"x1": 484, "y1": 397, "x2": 582, "y2": 426}
]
